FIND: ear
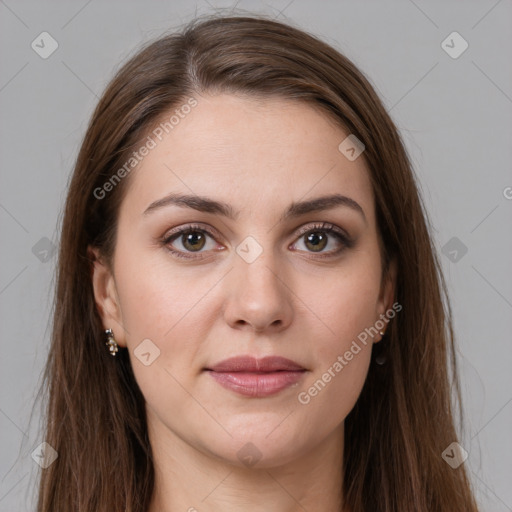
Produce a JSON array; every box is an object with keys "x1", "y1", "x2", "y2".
[
  {"x1": 87, "y1": 246, "x2": 127, "y2": 348},
  {"x1": 375, "y1": 256, "x2": 397, "y2": 340}
]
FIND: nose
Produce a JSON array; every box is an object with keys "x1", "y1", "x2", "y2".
[{"x1": 223, "y1": 248, "x2": 294, "y2": 333}]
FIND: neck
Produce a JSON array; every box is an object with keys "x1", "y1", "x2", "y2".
[{"x1": 146, "y1": 413, "x2": 346, "y2": 512}]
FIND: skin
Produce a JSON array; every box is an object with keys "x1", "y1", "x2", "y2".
[{"x1": 91, "y1": 93, "x2": 396, "y2": 512}]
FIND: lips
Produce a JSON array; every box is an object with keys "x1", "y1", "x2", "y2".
[
  {"x1": 206, "y1": 355, "x2": 305, "y2": 373},
  {"x1": 204, "y1": 356, "x2": 307, "y2": 398}
]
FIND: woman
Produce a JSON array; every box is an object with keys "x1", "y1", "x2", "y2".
[{"x1": 36, "y1": 13, "x2": 480, "y2": 512}]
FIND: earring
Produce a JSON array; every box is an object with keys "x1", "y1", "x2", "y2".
[
  {"x1": 105, "y1": 328, "x2": 119, "y2": 356},
  {"x1": 375, "y1": 330, "x2": 387, "y2": 365},
  {"x1": 375, "y1": 355, "x2": 386, "y2": 365}
]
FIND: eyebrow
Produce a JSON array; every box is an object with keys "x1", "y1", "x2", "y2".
[{"x1": 143, "y1": 192, "x2": 366, "y2": 224}]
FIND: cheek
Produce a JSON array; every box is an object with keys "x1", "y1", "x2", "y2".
[
  {"x1": 113, "y1": 243, "x2": 224, "y2": 385},
  {"x1": 302, "y1": 253, "x2": 382, "y2": 356},
  {"x1": 295, "y1": 252, "x2": 381, "y2": 416},
  {"x1": 296, "y1": 297, "x2": 375, "y2": 434},
  {"x1": 114, "y1": 242, "x2": 205, "y2": 340},
  {"x1": 113, "y1": 251, "x2": 209, "y2": 417}
]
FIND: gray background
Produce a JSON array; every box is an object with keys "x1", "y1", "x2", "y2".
[{"x1": 1, "y1": 0, "x2": 511, "y2": 510}]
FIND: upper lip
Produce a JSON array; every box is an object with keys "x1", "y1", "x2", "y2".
[{"x1": 205, "y1": 356, "x2": 306, "y2": 372}]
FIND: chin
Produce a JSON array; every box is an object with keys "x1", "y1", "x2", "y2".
[{"x1": 199, "y1": 427, "x2": 313, "y2": 470}]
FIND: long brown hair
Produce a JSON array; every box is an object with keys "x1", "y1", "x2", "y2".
[{"x1": 36, "y1": 13, "x2": 479, "y2": 512}]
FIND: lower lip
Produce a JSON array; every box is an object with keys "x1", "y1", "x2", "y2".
[{"x1": 206, "y1": 370, "x2": 306, "y2": 397}]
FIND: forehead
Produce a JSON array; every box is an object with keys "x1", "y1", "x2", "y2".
[{"x1": 119, "y1": 93, "x2": 375, "y2": 224}]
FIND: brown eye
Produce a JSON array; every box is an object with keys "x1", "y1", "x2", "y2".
[
  {"x1": 181, "y1": 231, "x2": 207, "y2": 252},
  {"x1": 292, "y1": 222, "x2": 353, "y2": 258},
  {"x1": 304, "y1": 231, "x2": 328, "y2": 252},
  {"x1": 162, "y1": 224, "x2": 219, "y2": 260}
]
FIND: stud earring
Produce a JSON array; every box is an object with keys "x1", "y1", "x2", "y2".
[{"x1": 105, "y1": 328, "x2": 119, "y2": 356}]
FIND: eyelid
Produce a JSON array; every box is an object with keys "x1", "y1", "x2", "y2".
[
  {"x1": 293, "y1": 221, "x2": 350, "y2": 240},
  {"x1": 162, "y1": 222, "x2": 220, "y2": 242},
  {"x1": 163, "y1": 221, "x2": 349, "y2": 241}
]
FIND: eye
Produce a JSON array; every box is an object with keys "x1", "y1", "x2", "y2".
[
  {"x1": 161, "y1": 221, "x2": 353, "y2": 261},
  {"x1": 161, "y1": 224, "x2": 219, "y2": 260},
  {"x1": 291, "y1": 222, "x2": 353, "y2": 258}
]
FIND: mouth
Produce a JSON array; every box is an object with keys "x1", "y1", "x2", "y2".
[{"x1": 204, "y1": 355, "x2": 307, "y2": 398}]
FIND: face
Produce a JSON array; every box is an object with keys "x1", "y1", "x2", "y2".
[{"x1": 91, "y1": 93, "x2": 396, "y2": 468}]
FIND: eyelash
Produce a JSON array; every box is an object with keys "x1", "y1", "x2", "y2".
[{"x1": 160, "y1": 222, "x2": 353, "y2": 261}]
